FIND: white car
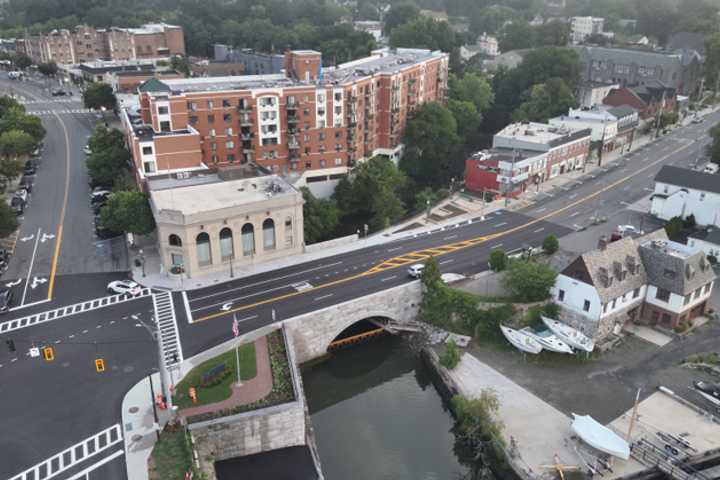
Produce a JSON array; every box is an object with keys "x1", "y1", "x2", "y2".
[
  {"x1": 617, "y1": 225, "x2": 639, "y2": 236},
  {"x1": 407, "y1": 264, "x2": 425, "y2": 278},
  {"x1": 84, "y1": 145, "x2": 92, "y2": 155},
  {"x1": 692, "y1": 116, "x2": 703, "y2": 124},
  {"x1": 107, "y1": 280, "x2": 142, "y2": 296}
]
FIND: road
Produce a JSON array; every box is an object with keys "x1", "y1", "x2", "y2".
[{"x1": 0, "y1": 93, "x2": 717, "y2": 480}]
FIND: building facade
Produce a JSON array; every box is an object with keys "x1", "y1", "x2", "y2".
[
  {"x1": 577, "y1": 82, "x2": 618, "y2": 108},
  {"x1": 650, "y1": 165, "x2": 720, "y2": 227},
  {"x1": 213, "y1": 44, "x2": 285, "y2": 75},
  {"x1": 602, "y1": 83, "x2": 677, "y2": 119},
  {"x1": 570, "y1": 16, "x2": 605, "y2": 44},
  {"x1": 549, "y1": 107, "x2": 618, "y2": 151},
  {"x1": 125, "y1": 47, "x2": 449, "y2": 196}
]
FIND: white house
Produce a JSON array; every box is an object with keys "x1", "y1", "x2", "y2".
[
  {"x1": 650, "y1": 165, "x2": 720, "y2": 227},
  {"x1": 552, "y1": 229, "x2": 715, "y2": 338},
  {"x1": 687, "y1": 228, "x2": 720, "y2": 260}
]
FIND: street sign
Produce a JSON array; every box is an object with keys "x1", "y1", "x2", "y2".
[
  {"x1": 95, "y1": 358, "x2": 105, "y2": 372},
  {"x1": 29, "y1": 347, "x2": 39, "y2": 358}
]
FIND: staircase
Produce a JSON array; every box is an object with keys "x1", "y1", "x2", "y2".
[{"x1": 632, "y1": 439, "x2": 711, "y2": 480}]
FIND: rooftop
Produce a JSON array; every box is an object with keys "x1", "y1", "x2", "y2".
[
  {"x1": 157, "y1": 73, "x2": 294, "y2": 93},
  {"x1": 572, "y1": 45, "x2": 683, "y2": 69},
  {"x1": 323, "y1": 47, "x2": 445, "y2": 84},
  {"x1": 603, "y1": 104, "x2": 638, "y2": 118},
  {"x1": 116, "y1": 22, "x2": 181, "y2": 35},
  {"x1": 654, "y1": 165, "x2": 720, "y2": 195},
  {"x1": 639, "y1": 238, "x2": 715, "y2": 295},
  {"x1": 150, "y1": 173, "x2": 299, "y2": 215},
  {"x1": 494, "y1": 122, "x2": 591, "y2": 148},
  {"x1": 689, "y1": 228, "x2": 720, "y2": 246}
]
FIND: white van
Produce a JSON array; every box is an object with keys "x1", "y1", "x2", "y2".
[
  {"x1": 703, "y1": 163, "x2": 719, "y2": 174},
  {"x1": 407, "y1": 264, "x2": 425, "y2": 278}
]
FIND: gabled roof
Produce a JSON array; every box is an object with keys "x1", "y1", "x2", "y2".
[
  {"x1": 572, "y1": 45, "x2": 682, "y2": 71},
  {"x1": 605, "y1": 105, "x2": 637, "y2": 118},
  {"x1": 138, "y1": 77, "x2": 171, "y2": 93},
  {"x1": 654, "y1": 165, "x2": 720, "y2": 195}
]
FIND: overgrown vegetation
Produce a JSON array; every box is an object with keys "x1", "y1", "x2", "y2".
[
  {"x1": 451, "y1": 390, "x2": 505, "y2": 447},
  {"x1": 440, "y1": 339, "x2": 462, "y2": 369},
  {"x1": 488, "y1": 249, "x2": 507, "y2": 272},
  {"x1": 149, "y1": 424, "x2": 193, "y2": 480},
  {"x1": 542, "y1": 234, "x2": 559, "y2": 255},
  {"x1": 685, "y1": 352, "x2": 720, "y2": 364},
  {"x1": 502, "y1": 259, "x2": 557, "y2": 303}
]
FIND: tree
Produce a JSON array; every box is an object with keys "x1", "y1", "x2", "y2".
[
  {"x1": 705, "y1": 33, "x2": 720, "y2": 92},
  {"x1": 0, "y1": 201, "x2": 18, "y2": 237},
  {"x1": 0, "y1": 129, "x2": 36, "y2": 158},
  {"x1": 420, "y1": 255, "x2": 442, "y2": 288},
  {"x1": 449, "y1": 72, "x2": 495, "y2": 114},
  {"x1": 448, "y1": 99, "x2": 481, "y2": 149},
  {"x1": 12, "y1": 53, "x2": 31, "y2": 70},
  {"x1": 542, "y1": 234, "x2": 559, "y2": 255},
  {"x1": 660, "y1": 111, "x2": 679, "y2": 128},
  {"x1": 36, "y1": 61, "x2": 58, "y2": 76},
  {"x1": 684, "y1": 214, "x2": 697, "y2": 229},
  {"x1": 170, "y1": 55, "x2": 190, "y2": 77},
  {"x1": 0, "y1": 96, "x2": 24, "y2": 118},
  {"x1": 664, "y1": 216, "x2": 684, "y2": 240},
  {"x1": 383, "y1": 3, "x2": 420, "y2": 35},
  {"x1": 469, "y1": 5, "x2": 517, "y2": 36},
  {"x1": 83, "y1": 82, "x2": 117, "y2": 111},
  {"x1": 0, "y1": 108, "x2": 45, "y2": 143},
  {"x1": 502, "y1": 259, "x2": 557, "y2": 302},
  {"x1": 534, "y1": 21, "x2": 571, "y2": 47},
  {"x1": 488, "y1": 249, "x2": 507, "y2": 272},
  {"x1": 451, "y1": 391, "x2": 504, "y2": 444},
  {"x1": 709, "y1": 124, "x2": 720, "y2": 165},
  {"x1": 512, "y1": 78, "x2": 577, "y2": 122},
  {"x1": 0, "y1": 157, "x2": 23, "y2": 185},
  {"x1": 401, "y1": 102, "x2": 460, "y2": 188},
  {"x1": 88, "y1": 125, "x2": 125, "y2": 153},
  {"x1": 86, "y1": 146, "x2": 130, "y2": 187},
  {"x1": 301, "y1": 187, "x2": 339, "y2": 244},
  {"x1": 499, "y1": 21, "x2": 535, "y2": 52},
  {"x1": 100, "y1": 190, "x2": 155, "y2": 235},
  {"x1": 440, "y1": 340, "x2": 462, "y2": 369},
  {"x1": 390, "y1": 17, "x2": 456, "y2": 53}
]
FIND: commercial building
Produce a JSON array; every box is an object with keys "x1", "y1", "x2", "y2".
[
  {"x1": 18, "y1": 23, "x2": 185, "y2": 65},
  {"x1": 353, "y1": 21, "x2": 383, "y2": 43},
  {"x1": 124, "y1": 47, "x2": 449, "y2": 196},
  {"x1": 549, "y1": 107, "x2": 618, "y2": 152},
  {"x1": 570, "y1": 16, "x2": 606, "y2": 44},
  {"x1": 601, "y1": 105, "x2": 639, "y2": 152},
  {"x1": 602, "y1": 82, "x2": 677, "y2": 119},
  {"x1": 553, "y1": 229, "x2": 715, "y2": 337},
  {"x1": 650, "y1": 165, "x2": 720, "y2": 227},
  {"x1": 464, "y1": 122, "x2": 591, "y2": 198},
  {"x1": 149, "y1": 167, "x2": 304, "y2": 279},
  {"x1": 74, "y1": 59, "x2": 183, "y2": 93}
]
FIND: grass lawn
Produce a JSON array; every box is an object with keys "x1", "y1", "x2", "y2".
[
  {"x1": 173, "y1": 342, "x2": 257, "y2": 409},
  {"x1": 148, "y1": 427, "x2": 191, "y2": 480}
]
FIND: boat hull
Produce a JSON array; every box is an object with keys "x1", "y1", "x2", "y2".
[
  {"x1": 500, "y1": 326, "x2": 543, "y2": 354},
  {"x1": 542, "y1": 316, "x2": 595, "y2": 353}
]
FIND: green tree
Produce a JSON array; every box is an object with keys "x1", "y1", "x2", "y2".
[
  {"x1": 451, "y1": 391, "x2": 504, "y2": 444},
  {"x1": 705, "y1": 33, "x2": 720, "y2": 92},
  {"x1": 88, "y1": 125, "x2": 125, "y2": 153},
  {"x1": 542, "y1": 234, "x2": 559, "y2": 255},
  {"x1": 489, "y1": 249, "x2": 507, "y2": 272},
  {"x1": 664, "y1": 216, "x2": 684, "y2": 240},
  {"x1": 86, "y1": 146, "x2": 130, "y2": 187},
  {"x1": 83, "y1": 82, "x2": 117, "y2": 111},
  {"x1": 709, "y1": 123, "x2": 720, "y2": 165},
  {"x1": 383, "y1": 3, "x2": 420, "y2": 35},
  {"x1": 440, "y1": 340, "x2": 462, "y2": 369},
  {"x1": 37, "y1": 61, "x2": 58, "y2": 76},
  {"x1": 100, "y1": 190, "x2": 155, "y2": 235},
  {"x1": 502, "y1": 259, "x2": 557, "y2": 302},
  {"x1": 390, "y1": 16, "x2": 456, "y2": 53},
  {"x1": 448, "y1": 99, "x2": 481, "y2": 148},
  {"x1": 469, "y1": 5, "x2": 517, "y2": 36},
  {"x1": 301, "y1": 187, "x2": 339, "y2": 244},
  {"x1": 401, "y1": 102, "x2": 460, "y2": 188},
  {"x1": 0, "y1": 157, "x2": 24, "y2": 185},
  {"x1": 449, "y1": 72, "x2": 495, "y2": 114},
  {"x1": 534, "y1": 21, "x2": 571, "y2": 47},
  {"x1": 0, "y1": 201, "x2": 18, "y2": 237},
  {"x1": 660, "y1": 111, "x2": 679, "y2": 128},
  {"x1": 0, "y1": 129, "x2": 36, "y2": 158},
  {"x1": 170, "y1": 55, "x2": 190, "y2": 77},
  {"x1": 512, "y1": 78, "x2": 577, "y2": 122},
  {"x1": 12, "y1": 53, "x2": 31, "y2": 70},
  {"x1": 0, "y1": 108, "x2": 45, "y2": 143},
  {"x1": 0, "y1": 96, "x2": 24, "y2": 118},
  {"x1": 420, "y1": 255, "x2": 442, "y2": 288},
  {"x1": 499, "y1": 20, "x2": 535, "y2": 52}
]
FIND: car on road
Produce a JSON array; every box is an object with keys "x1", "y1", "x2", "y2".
[
  {"x1": 0, "y1": 288, "x2": 13, "y2": 312},
  {"x1": 10, "y1": 196, "x2": 24, "y2": 215},
  {"x1": 13, "y1": 188, "x2": 28, "y2": 203},
  {"x1": 107, "y1": 280, "x2": 142, "y2": 296},
  {"x1": 23, "y1": 161, "x2": 36, "y2": 175},
  {"x1": 19, "y1": 175, "x2": 33, "y2": 193},
  {"x1": 692, "y1": 116, "x2": 703, "y2": 124},
  {"x1": 617, "y1": 225, "x2": 639, "y2": 236},
  {"x1": 703, "y1": 163, "x2": 719, "y2": 174},
  {"x1": 51, "y1": 89, "x2": 67, "y2": 96},
  {"x1": 407, "y1": 264, "x2": 425, "y2": 278}
]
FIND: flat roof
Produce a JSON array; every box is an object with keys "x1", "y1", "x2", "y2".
[
  {"x1": 160, "y1": 73, "x2": 294, "y2": 93},
  {"x1": 324, "y1": 47, "x2": 445, "y2": 84},
  {"x1": 495, "y1": 122, "x2": 591, "y2": 147},
  {"x1": 151, "y1": 174, "x2": 298, "y2": 215}
]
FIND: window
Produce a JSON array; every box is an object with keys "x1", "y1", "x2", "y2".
[
  {"x1": 196, "y1": 232, "x2": 212, "y2": 266},
  {"x1": 263, "y1": 219, "x2": 275, "y2": 250},
  {"x1": 335, "y1": 158, "x2": 342, "y2": 166},
  {"x1": 207, "y1": 100, "x2": 214, "y2": 109},
  {"x1": 334, "y1": 92, "x2": 342, "y2": 101},
  {"x1": 320, "y1": 159, "x2": 326, "y2": 167},
  {"x1": 171, "y1": 253, "x2": 183, "y2": 267},
  {"x1": 225, "y1": 127, "x2": 233, "y2": 136},
  {"x1": 611, "y1": 299, "x2": 616, "y2": 309},
  {"x1": 694, "y1": 287, "x2": 702, "y2": 298},
  {"x1": 188, "y1": 101, "x2": 197, "y2": 112},
  {"x1": 160, "y1": 121, "x2": 170, "y2": 132},
  {"x1": 305, "y1": 161, "x2": 312, "y2": 169},
  {"x1": 209, "y1": 128, "x2": 216, "y2": 137},
  {"x1": 168, "y1": 234, "x2": 182, "y2": 247},
  {"x1": 222, "y1": 99, "x2": 231, "y2": 108},
  {"x1": 227, "y1": 154, "x2": 235, "y2": 163},
  {"x1": 142, "y1": 146, "x2": 153, "y2": 155},
  {"x1": 319, "y1": 132, "x2": 326, "y2": 141},
  {"x1": 224, "y1": 113, "x2": 232, "y2": 123},
  {"x1": 583, "y1": 300, "x2": 591, "y2": 312},
  {"x1": 663, "y1": 269, "x2": 676, "y2": 278},
  {"x1": 558, "y1": 289, "x2": 565, "y2": 302},
  {"x1": 158, "y1": 106, "x2": 168, "y2": 115},
  {"x1": 335, "y1": 131, "x2": 342, "y2": 138},
  {"x1": 633, "y1": 287, "x2": 640, "y2": 299},
  {"x1": 241, "y1": 223, "x2": 255, "y2": 256},
  {"x1": 705, "y1": 283, "x2": 712, "y2": 294},
  {"x1": 143, "y1": 161, "x2": 156, "y2": 174},
  {"x1": 211, "y1": 142, "x2": 217, "y2": 151},
  {"x1": 304, "y1": 95, "x2": 310, "y2": 102},
  {"x1": 207, "y1": 114, "x2": 215, "y2": 124},
  {"x1": 285, "y1": 218, "x2": 293, "y2": 247},
  {"x1": 189, "y1": 115, "x2": 198, "y2": 125},
  {"x1": 219, "y1": 228, "x2": 234, "y2": 260},
  {"x1": 304, "y1": 122, "x2": 310, "y2": 131},
  {"x1": 684, "y1": 294, "x2": 691, "y2": 305},
  {"x1": 602, "y1": 303, "x2": 608, "y2": 313},
  {"x1": 226, "y1": 141, "x2": 234, "y2": 149},
  {"x1": 655, "y1": 288, "x2": 670, "y2": 302},
  {"x1": 304, "y1": 109, "x2": 310, "y2": 117}
]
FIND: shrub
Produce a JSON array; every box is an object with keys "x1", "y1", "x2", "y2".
[
  {"x1": 674, "y1": 320, "x2": 690, "y2": 333},
  {"x1": 502, "y1": 259, "x2": 557, "y2": 302},
  {"x1": 542, "y1": 234, "x2": 559, "y2": 255},
  {"x1": 664, "y1": 216, "x2": 684, "y2": 239},
  {"x1": 440, "y1": 340, "x2": 462, "y2": 369},
  {"x1": 489, "y1": 249, "x2": 507, "y2": 272},
  {"x1": 543, "y1": 302, "x2": 560, "y2": 319},
  {"x1": 683, "y1": 214, "x2": 697, "y2": 229}
]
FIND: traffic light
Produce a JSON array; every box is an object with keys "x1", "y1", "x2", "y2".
[
  {"x1": 95, "y1": 358, "x2": 105, "y2": 373},
  {"x1": 6, "y1": 339, "x2": 15, "y2": 352},
  {"x1": 42, "y1": 346, "x2": 54, "y2": 361}
]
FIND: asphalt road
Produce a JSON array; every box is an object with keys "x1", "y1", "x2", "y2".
[{"x1": 0, "y1": 94, "x2": 717, "y2": 479}]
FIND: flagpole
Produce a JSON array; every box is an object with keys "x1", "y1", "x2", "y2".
[{"x1": 233, "y1": 314, "x2": 242, "y2": 387}]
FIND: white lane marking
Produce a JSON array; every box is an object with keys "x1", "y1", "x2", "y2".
[
  {"x1": 380, "y1": 275, "x2": 397, "y2": 282},
  {"x1": 535, "y1": 207, "x2": 547, "y2": 213},
  {"x1": 182, "y1": 291, "x2": 193, "y2": 324},
  {"x1": 439, "y1": 259, "x2": 455, "y2": 265},
  {"x1": 191, "y1": 283, "x2": 295, "y2": 313},
  {"x1": 493, "y1": 222, "x2": 507, "y2": 227},
  {"x1": 65, "y1": 449, "x2": 125, "y2": 480},
  {"x1": 569, "y1": 211, "x2": 581, "y2": 217},
  {"x1": 490, "y1": 243, "x2": 503, "y2": 249},
  {"x1": 7, "y1": 424, "x2": 123, "y2": 480},
  {"x1": 8, "y1": 297, "x2": 51, "y2": 312},
  {"x1": 314, "y1": 294, "x2": 333, "y2": 301},
  {"x1": 443, "y1": 234, "x2": 458, "y2": 240},
  {"x1": 152, "y1": 291, "x2": 184, "y2": 368},
  {"x1": 237, "y1": 314, "x2": 258, "y2": 322},
  {"x1": 387, "y1": 246, "x2": 402, "y2": 252},
  {"x1": 188, "y1": 261, "x2": 344, "y2": 303},
  {"x1": 20, "y1": 227, "x2": 42, "y2": 306},
  {"x1": 533, "y1": 227, "x2": 545, "y2": 233}
]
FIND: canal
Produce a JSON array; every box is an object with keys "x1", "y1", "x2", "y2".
[{"x1": 302, "y1": 334, "x2": 479, "y2": 480}]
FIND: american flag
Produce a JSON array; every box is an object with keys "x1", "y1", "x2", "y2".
[{"x1": 232, "y1": 315, "x2": 239, "y2": 338}]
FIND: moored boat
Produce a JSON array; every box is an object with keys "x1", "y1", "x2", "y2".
[
  {"x1": 542, "y1": 316, "x2": 595, "y2": 353},
  {"x1": 500, "y1": 325, "x2": 543, "y2": 354},
  {"x1": 520, "y1": 327, "x2": 574, "y2": 354}
]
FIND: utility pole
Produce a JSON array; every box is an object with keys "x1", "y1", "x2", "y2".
[
  {"x1": 654, "y1": 89, "x2": 666, "y2": 139},
  {"x1": 597, "y1": 118, "x2": 607, "y2": 167},
  {"x1": 504, "y1": 150, "x2": 517, "y2": 207}
]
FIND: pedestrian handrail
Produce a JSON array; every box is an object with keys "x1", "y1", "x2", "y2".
[{"x1": 0, "y1": 288, "x2": 153, "y2": 335}]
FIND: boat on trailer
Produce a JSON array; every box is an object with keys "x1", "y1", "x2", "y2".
[
  {"x1": 542, "y1": 316, "x2": 595, "y2": 353},
  {"x1": 500, "y1": 325, "x2": 543, "y2": 354},
  {"x1": 521, "y1": 327, "x2": 574, "y2": 354}
]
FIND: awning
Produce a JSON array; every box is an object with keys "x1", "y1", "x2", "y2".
[{"x1": 571, "y1": 414, "x2": 630, "y2": 460}]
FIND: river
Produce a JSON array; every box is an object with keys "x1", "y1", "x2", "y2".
[{"x1": 302, "y1": 334, "x2": 476, "y2": 480}]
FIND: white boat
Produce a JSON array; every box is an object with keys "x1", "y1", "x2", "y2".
[
  {"x1": 500, "y1": 325, "x2": 543, "y2": 354},
  {"x1": 520, "y1": 327, "x2": 574, "y2": 354},
  {"x1": 542, "y1": 316, "x2": 595, "y2": 353},
  {"x1": 571, "y1": 414, "x2": 630, "y2": 460}
]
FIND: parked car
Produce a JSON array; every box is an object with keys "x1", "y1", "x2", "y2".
[
  {"x1": 19, "y1": 175, "x2": 33, "y2": 193},
  {"x1": 10, "y1": 196, "x2": 24, "y2": 215},
  {"x1": 692, "y1": 116, "x2": 703, "y2": 124},
  {"x1": 703, "y1": 163, "x2": 719, "y2": 174},
  {"x1": 0, "y1": 288, "x2": 13, "y2": 312},
  {"x1": 107, "y1": 280, "x2": 141, "y2": 296},
  {"x1": 83, "y1": 145, "x2": 92, "y2": 155},
  {"x1": 13, "y1": 188, "x2": 28, "y2": 203},
  {"x1": 407, "y1": 264, "x2": 425, "y2": 278},
  {"x1": 91, "y1": 191, "x2": 111, "y2": 205},
  {"x1": 23, "y1": 162, "x2": 36, "y2": 176},
  {"x1": 31, "y1": 147, "x2": 41, "y2": 157},
  {"x1": 51, "y1": 89, "x2": 67, "y2": 96},
  {"x1": 92, "y1": 200, "x2": 107, "y2": 215}
]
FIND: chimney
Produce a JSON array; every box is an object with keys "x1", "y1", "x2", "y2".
[{"x1": 598, "y1": 235, "x2": 608, "y2": 251}]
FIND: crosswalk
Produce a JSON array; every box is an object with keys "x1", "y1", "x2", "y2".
[
  {"x1": 152, "y1": 291, "x2": 184, "y2": 368},
  {"x1": 19, "y1": 98, "x2": 81, "y2": 105},
  {"x1": 8, "y1": 424, "x2": 123, "y2": 480},
  {"x1": 25, "y1": 109, "x2": 94, "y2": 116}
]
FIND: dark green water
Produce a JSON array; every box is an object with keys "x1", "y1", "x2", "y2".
[{"x1": 302, "y1": 335, "x2": 472, "y2": 480}]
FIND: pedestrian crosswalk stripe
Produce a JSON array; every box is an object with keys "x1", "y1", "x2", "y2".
[
  {"x1": 26, "y1": 109, "x2": 94, "y2": 115},
  {"x1": 8, "y1": 424, "x2": 123, "y2": 480},
  {"x1": 0, "y1": 288, "x2": 153, "y2": 335},
  {"x1": 153, "y1": 291, "x2": 184, "y2": 368}
]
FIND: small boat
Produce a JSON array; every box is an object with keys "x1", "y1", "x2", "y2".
[
  {"x1": 693, "y1": 380, "x2": 720, "y2": 406},
  {"x1": 500, "y1": 325, "x2": 543, "y2": 354},
  {"x1": 571, "y1": 414, "x2": 630, "y2": 460},
  {"x1": 542, "y1": 316, "x2": 595, "y2": 353},
  {"x1": 521, "y1": 327, "x2": 574, "y2": 354}
]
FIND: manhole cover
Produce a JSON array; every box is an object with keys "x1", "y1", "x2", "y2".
[
  {"x1": 129, "y1": 406, "x2": 139, "y2": 414},
  {"x1": 131, "y1": 434, "x2": 142, "y2": 442}
]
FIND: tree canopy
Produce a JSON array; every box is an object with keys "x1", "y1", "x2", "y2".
[
  {"x1": 383, "y1": 3, "x2": 421, "y2": 35},
  {"x1": 512, "y1": 78, "x2": 577, "y2": 122},
  {"x1": 83, "y1": 82, "x2": 117, "y2": 111},
  {"x1": 86, "y1": 126, "x2": 130, "y2": 187},
  {"x1": 502, "y1": 259, "x2": 557, "y2": 302},
  {"x1": 100, "y1": 190, "x2": 155, "y2": 235},
  {"x1": 390, "y1": 16, "x2": 456, "y2": 53},
  {"x1": 301, "y1": 187, "x2": 339, "y2": 244}
]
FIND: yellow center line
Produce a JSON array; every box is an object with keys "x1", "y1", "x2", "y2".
[{"x1": 193, "y1": 138, "x2": 696, "y2": 323}]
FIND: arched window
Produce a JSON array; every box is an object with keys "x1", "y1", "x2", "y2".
[
  {"x1": 196, "y1": 232, "x2": 212, "y2": 266},
  {"x1": 168, "y1": 234, "x2": 182, "y2": 247},
  {"x1": 263, "y1": 219, "x2": 275, "y2": 250},
  {"x1": 219, "y1": 227, "x2": 234, "y2": 260},
  {"x1": 241, "y1": 223, "x2": 255, "y2": 256}
]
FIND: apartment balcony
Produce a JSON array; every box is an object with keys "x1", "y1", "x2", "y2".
[
  {"x1": 286, "y1": 101, "x2": 297, "y2": 111},
  {"x1": 237, "y1": 103, "x2": 252, "y2": 112},
  {"x1": 240, "y1": 132, "x2": 254, "y2": 141},
  {"x1": 288, "y1": 137, "x2": 300, "y2": 149},
  {"x1": 347, "y1": 116, "x2": 357, "y2": 127},
  {"x1": 287, "y1": 115, "x2": 299, "y2": 124},
  {"x1": 240, "y1": 116, "x2": 253, "y2": 126},
  {"x1": 288, "y1": 126, "x2": 299, "y2": 134},
  {"x1": 289, "y1": 152, "x2": 300, "y2": 162},
  {"x1": 242, "y1": 140, "x2": 253, "y2": 151}
]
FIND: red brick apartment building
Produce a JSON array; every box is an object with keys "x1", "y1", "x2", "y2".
[
  {"x1": 122, "y1": 48, "x2": 449, "y2": 193},
  {"x1": 18, "y1": 23, "x2": 185, "y2": 64}
]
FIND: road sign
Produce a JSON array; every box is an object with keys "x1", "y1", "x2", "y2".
[
  {"x1": 95, "y1": 358, "x2": 105, "y2": 372},
  {"x1": 29, "y1": 347, "x2": 40, "y2": 358},
  {"x1": 42, "y1": 346, "x2": 54, "y2": 361}
]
